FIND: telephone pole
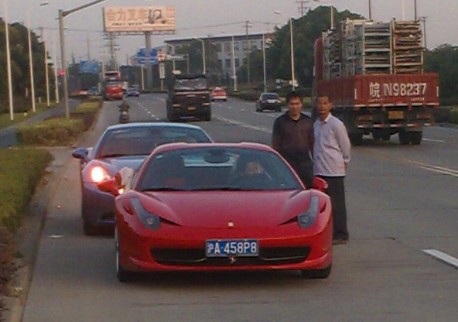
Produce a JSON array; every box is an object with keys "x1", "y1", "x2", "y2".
[{"x1": 296, "y1": 0, "x2": 309, "y2": 17}]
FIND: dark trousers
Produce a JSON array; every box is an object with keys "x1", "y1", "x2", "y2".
[
  {"x1": 319, "y1": 176, "x2": 349, "y2": 240},
  {"x1": 288, "y1": 159, "x2": 314, "y2": 188}
]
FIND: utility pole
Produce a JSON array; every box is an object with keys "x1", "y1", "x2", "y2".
[
  {"x1": 244, "y1": 20, "x2": 252, "y2": 85},
  {"x1": 87, "y1": 34, "x2": 91, "y2": 60},
  {"x1": 104, "y1": 32, "x2": 118, "y2": 70},
  {"x1": 296, "y1": 0, "x2": 309, "y2": 17}
]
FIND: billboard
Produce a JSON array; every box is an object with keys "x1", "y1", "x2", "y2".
[
  {"x1": 103, "y1": 6, "x2": 175, "y2": 33},
  {"x1": 79, "y1": 60, "x2": 100, "y2": 74}
]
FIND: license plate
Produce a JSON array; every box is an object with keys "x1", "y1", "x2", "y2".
[
  {"x1": 206, "y1": 239, "x2": 258, "y2": 257},
  {"x1": 388, "y1": 111, "x2": 404, "y2": 119},
  {"x1": 188, "y1": 106, "x2": 196, "y2": 111}
]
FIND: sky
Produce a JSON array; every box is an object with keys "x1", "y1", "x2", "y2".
[{"x1": 2, "y1": 0, "x2": 457, "y2": 66}]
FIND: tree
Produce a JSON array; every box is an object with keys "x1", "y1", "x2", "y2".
[
  {"x1": 244, "y1": 6, "x2": 363, "y2": 89},
  {"x1": 424, "y1": 45, "x2": 458, "y2": 103},
  {"x1": 0, "y1": 19, "x2": 49, "y2": 114}
]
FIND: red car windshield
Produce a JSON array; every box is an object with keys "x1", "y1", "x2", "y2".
[{"x1": 137, "y1": 147, "x2": 302, "y2": 191}]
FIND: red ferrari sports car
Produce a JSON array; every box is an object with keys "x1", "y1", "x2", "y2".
[{"x1": 98, "y1": 143, "x2": 332, "y2": 282}]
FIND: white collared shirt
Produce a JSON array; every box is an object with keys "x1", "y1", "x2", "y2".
[{"x1": 313, "y1": 114, "x2": 351, "y2": 177}]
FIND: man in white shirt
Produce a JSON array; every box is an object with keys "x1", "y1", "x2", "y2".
[{"x1": 313, "y1": 96, "x2": 351, "y2": 244}]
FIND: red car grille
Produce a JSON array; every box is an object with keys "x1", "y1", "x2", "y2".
[{"x1": 151, "y1": 247, "x2": 310, "y2": 266}]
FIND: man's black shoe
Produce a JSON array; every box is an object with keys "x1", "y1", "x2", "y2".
[{"x1": 332, "y1": 239, "x2": 348, "y2": 245}]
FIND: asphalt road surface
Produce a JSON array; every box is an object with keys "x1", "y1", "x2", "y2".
[{"x1": 21, "y1": 94, "x2": 458, "y2": 322}]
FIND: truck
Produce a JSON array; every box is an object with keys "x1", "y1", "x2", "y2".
[
  {"x1": 313, "y1": 18, "x2": 439, "y2": 145},
  {"x1": 102, "y1": 71, "x2": 123, "y2": 100},
  {"x1": 166, "y1": 74, "x2": 211, "y2": 121}
]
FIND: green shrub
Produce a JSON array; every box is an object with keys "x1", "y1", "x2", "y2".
[
  {"x1": 0, "y1": 148, "x2": 53, "y2": 231},
  {"x1": 16, "y1": 117, "x2": 85, "y2": 146},
  {"x1": 450, "y1": 107, "x2": 458, "y2": 124},
  {"x1": 75, "y1": 100, "x2": 100, "y2": 114},
  {"x1": 433, "y1": 106, "x2": 452, "y2": 123}
]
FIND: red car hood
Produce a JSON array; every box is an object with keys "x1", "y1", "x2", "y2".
[{"x1": 140, "y1": 190, "x2": 310, "y2": 228}]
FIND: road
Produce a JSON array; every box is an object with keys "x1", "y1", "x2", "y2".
[{"x1": 21, "y1": 94, "x2": 458, "y2": 322}]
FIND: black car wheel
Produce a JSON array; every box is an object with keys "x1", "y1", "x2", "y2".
[
  {"x1": 82, "y1": 195, "x2": 99, "y2": 236},
  {"x1": 116, "y1": 228, "x2": 133, "y2": 282},
  {"x1": 83, "y1": 218, "x2": 98, "y2": 236}
]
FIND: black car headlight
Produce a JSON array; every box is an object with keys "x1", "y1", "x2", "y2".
[
  {"x1": 298, "y1": 196, "x2": 319, "y2": 228},
  {"x1": 131, "y1": 198, "x2": 160, "y2": 230}
]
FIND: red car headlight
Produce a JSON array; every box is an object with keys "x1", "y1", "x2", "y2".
[
  {"x1": 90, "y1": 166, "x2": 111, "y2": 183},
  {"x1": 297, "y1": 196, "x2": 319, "y2": 228},
  {"x1": 131, "y1": 198, "x2": 161, "y2": 230}
]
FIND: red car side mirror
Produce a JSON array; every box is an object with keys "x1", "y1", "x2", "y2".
[{"x1": 311, "y1": 177, "x2": 328, "y2": 192}]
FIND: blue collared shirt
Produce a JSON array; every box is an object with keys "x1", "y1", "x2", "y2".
[{"x1": 313, "y1": 114, "x2": 351, "y2": 177}]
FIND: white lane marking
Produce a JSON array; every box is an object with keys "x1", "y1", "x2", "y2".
[
  {"x1": 423, "y1": 249, "x2": 458, "y2": 269},
  {"x1": 407, "y1": 160, "x2": 458, "y2": 177},
  {"x1": 214, "y1": 116, "x2": 270, "y2": 133},
  {"x1": 138, "y1": 102, "x2": 160, "y2": 120},
  {"x1": 423, "y1": 138, "x2": 445, "y2": 143}
]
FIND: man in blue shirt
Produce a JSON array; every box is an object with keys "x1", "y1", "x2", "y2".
[{"x1": 313, "y1": 96, "x2": 351, "y2": 244}]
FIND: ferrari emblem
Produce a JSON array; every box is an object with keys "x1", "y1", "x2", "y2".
[{"x1": 228, "y1": 221, "x2": 234, "y2": 228}]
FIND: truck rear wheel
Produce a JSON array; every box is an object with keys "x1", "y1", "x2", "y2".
[
  {"x1": 203, "y1": 110, "x2": 211, "y2": 121},
  {"x1": 410, "y1": 132, "x2": 422, "y2": 145},
  {"x1": 398, "y1": 131, "x2": 411, "y2": 145},
  {"x1": 167, "y1": 109, "x2": 178, "y2": 122},
  {"x1": 349, "y1": 133, "x2": 363, "y2": 146}
]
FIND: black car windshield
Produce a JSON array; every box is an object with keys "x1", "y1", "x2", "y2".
[
  {"x1": 261, "y1": 93, "x2": 279, "y2": 100},
  {"x1": 174, "y1": 78, "x2": 207, "y2": 90},
  {"x1": 137, "y1": 147, "x2": 302, "y2": 191},
  {"x1": 95, "y1": 127, "x2": 211, "y2": 158}
]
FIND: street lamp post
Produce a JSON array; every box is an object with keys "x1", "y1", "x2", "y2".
[
  {"x1": 262, "y1": 33, "x2": 267, "y2": 93},
  {"x1": 41, "y1": 27, "x2": 50, "y2": 107},
  {"x1": 231, "y1": 35, "x2": 238, "y2": 91},
  {"x1": 53, "y1": 34, "x2": 59, "y2": 103},
  {"x1": 289, "y1": 17, "x2": 296, "y2": 90},
  {"x1": 59, "y1": 0, "x2": 106, "y2": 119},
  {"x1": 274, "y1": 11, "x2": 296, "y2": 90},
  {"x1": 27, "y1": 11, "x2": 36, "y2": 112},
  {"x1": 3, "y1": 0, "x2": 14, "y2": 120},
  {"x1": 313, "y1": 0, "x2": 334, "y2": 29},
  {"x1": 27, "y1": 1, "x2": 51, "y2": 112}
]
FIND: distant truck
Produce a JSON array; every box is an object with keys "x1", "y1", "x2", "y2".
[
  {"x1": 166, "y1": 74, "x2": 211, "y2": 121},
  {"x1": 103, "y1": 70, "x2": 123, "y2": 100},
  {"x1": 313, "y1": 19, "x2": 439, "y2": 145}
]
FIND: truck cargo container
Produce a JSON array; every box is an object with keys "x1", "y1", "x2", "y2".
[{"x1": 313, "y1": 19, "x2": 439, "y2": 145}]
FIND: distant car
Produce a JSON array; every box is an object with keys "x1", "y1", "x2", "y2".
[
  {"x1": 256, "y1": 92, "x2": 282, "y2": 112},
  {"x1": 96, "y1": 142, "x2": 332, "y2": 282},
  {"x1": 87, "y1": 86, "x2": 99, "y2": 96},
  {"x1": 71, "y1": 123, "x2": 213, "y2": 236},
  {"x1": 126, "y1": 87, "x2": 140, "y2": 97},
  {"x1": 211, "y1": 87, "x2": 228, "y2": 101}
]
